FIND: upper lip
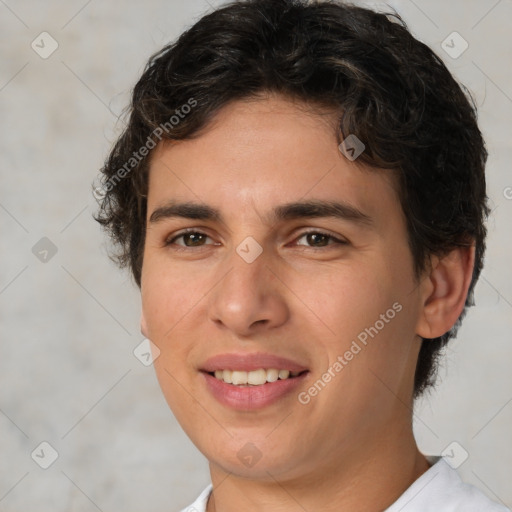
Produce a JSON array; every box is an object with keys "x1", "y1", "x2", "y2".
[{"x1": 201, "y1": 353, "x2": 309, "y2": 373}]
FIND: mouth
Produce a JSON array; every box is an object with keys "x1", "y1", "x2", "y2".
[{"x1": 200, "y1": 353, "x2": 310, "y2": 410}]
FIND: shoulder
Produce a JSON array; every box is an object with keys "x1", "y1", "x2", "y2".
[
  {"x1": 178, "y1": 484, "x2": 213, "y2": 512},
  {"x1": 385, "y1": 457, "x2": 509, "y2": 512}
]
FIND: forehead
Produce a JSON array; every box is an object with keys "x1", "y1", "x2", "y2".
[{"x1": 146, "y1": 95, "x2": 400, "y2": 226}]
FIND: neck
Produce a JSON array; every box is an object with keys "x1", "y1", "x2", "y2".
[{"x1": 206, "y1": 426, "x2": 430, "y2": 512}]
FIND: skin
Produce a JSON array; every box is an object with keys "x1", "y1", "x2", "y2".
[{"x1": 140, "y1": 93, "x2": 474, "y2": 511}]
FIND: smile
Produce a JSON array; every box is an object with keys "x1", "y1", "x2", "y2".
[
  {"x1": 211, "y1": 368, "x2": 304, "y2": 386},
  {"x1": 200, "y1": 352, "x2": 310, "y2": 409}
]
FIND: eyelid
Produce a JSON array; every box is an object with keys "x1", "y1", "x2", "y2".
[
  {"x1": 294, "y1": 229, "x2": 348, "y2": 246},
  {"x1": 164, "y1": 227, "x2": 348, "y2": 248},
  {"x1": 164, "y1": 228, "x2": 216, "y2": 247}
]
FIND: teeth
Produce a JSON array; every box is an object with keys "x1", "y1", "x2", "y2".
[
  {"x1": 266, "y1": 368, "x2": 279, "y2": 382},
  {"x1": 212, "y1": 368, "x2": 302, "y2": 386},
  {"x1": 248, "y1": 368, "x2": 267, "y2": 385},
  {"x1": 216, "y1": 369, "x2": 234, "y2": 383},
  {"x1": 278, "y1": 369, "x2": 290, "y2": 380},
  {"x1": 231, "y1": 370, "x2": 247, "y2": 385}
]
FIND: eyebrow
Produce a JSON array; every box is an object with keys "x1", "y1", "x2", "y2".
[{"x1": 149, "y1": 199, "x2": 373, "y2": 227}]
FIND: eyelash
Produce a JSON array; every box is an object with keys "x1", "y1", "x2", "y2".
[{"x1": 163, "y1": 229, "x2": 348, "y2": 250}]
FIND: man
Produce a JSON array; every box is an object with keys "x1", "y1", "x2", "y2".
[{"x1": 94, "y1": 0, "x2": 508, "y2": 510}]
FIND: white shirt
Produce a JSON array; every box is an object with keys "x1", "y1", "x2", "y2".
[{"x1": 179, "y1": 457, "x2": 509, "y2": 512}]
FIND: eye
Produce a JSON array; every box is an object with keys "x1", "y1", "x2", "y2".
[
  {"x1": 164, "y1": 230, "x2": 214, "y2": 248},
  {"x1": 294, "y1": 230, "x2": 347, "y2": 248},
  {"x1": 163, "y1": 229, "x2": 347, "y2": 250}
]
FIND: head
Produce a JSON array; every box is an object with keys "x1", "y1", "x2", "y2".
[{"x1": 94, "y1": 0, "x2": 488, "y2": 480}]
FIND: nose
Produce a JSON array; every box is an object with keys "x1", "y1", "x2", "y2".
[{"x1": 207, "y1": 245, "x2": 289, "y2": 337}]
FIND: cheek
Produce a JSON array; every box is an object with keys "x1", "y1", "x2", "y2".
[
  {"x1": 141, "y1": 258, "x2": 203, "y2": 341},
  {"x1": 316, "y1": 250, "x2": 415, "y2": 374},
  {"x1": 142, "y1": 265, "x2": 200, "y2": 415},
  {"x1": 314, "y1": 263, "x2": 394, "y2": 345},
  {"x1": 141, "y1": 256, "x2": 209, "y2": 367}
]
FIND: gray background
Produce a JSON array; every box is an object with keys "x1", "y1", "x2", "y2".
[{"x1": 1, "y1": 1, "x2": 511, "y2": 511}]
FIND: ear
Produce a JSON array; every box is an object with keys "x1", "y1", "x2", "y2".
[
  {"x1": 140, "y1": 310, "x2": 149, "y2": 338},
  {"x1": 416, "y1": 245, "x2": 475, "y2": 339}
]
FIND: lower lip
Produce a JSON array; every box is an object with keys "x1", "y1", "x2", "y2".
[{"x1": 202, "y1": 372, "x2": 308, "y2": 410}]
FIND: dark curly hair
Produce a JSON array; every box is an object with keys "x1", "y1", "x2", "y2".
[{"x1": 93, "y1": 0, "x2": 489, "y2": 398}]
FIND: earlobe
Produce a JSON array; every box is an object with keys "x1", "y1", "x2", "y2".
[{"x1": 416, "y1": 245, "x2": 475, "y2": 339}]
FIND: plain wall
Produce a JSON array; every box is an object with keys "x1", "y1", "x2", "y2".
[{"x1": 1, "y1": 1, "x2": 511, "y2": 510}]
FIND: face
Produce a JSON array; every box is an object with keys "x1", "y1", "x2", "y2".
[{"x1": 141, "y1": 94, "x2": 425, "y2": 481}]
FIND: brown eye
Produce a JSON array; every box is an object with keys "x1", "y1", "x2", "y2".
[
  {"x1": 165, "y1": 231, "x2": 212, "y2": 247},
  {"x1": 295, "y1": 231, "x2": 347, "y2": 248}
]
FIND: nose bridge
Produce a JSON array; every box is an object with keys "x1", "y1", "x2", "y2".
[{"x1": 221, "y1": 236, "x2": 269, "y2": 301}]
